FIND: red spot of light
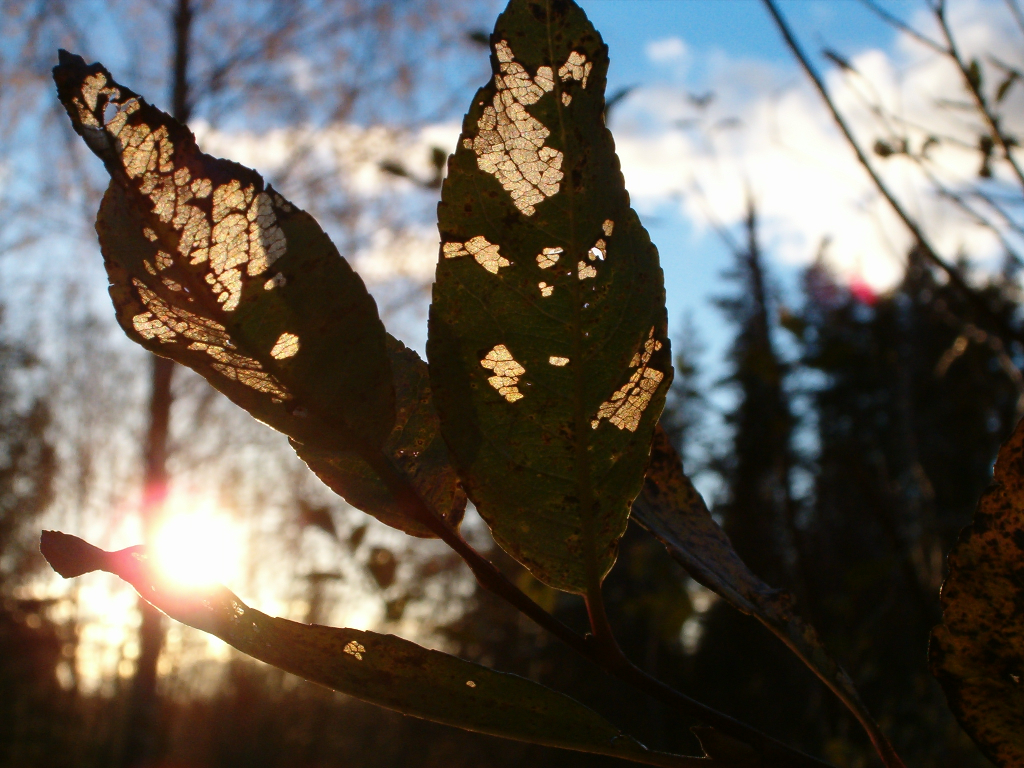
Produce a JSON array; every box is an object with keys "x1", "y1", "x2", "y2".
[{"x1": 848, "y1": 277, "x2": 877, "y2": 306}]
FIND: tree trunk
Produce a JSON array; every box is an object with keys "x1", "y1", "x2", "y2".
[{"x1": 120, "y1": 2, "x2": 192, "y2": 766}]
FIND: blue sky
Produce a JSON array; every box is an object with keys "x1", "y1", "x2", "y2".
[
  {"x1": 8, "y1": 0, "x2": 1015, "y2": 446},
  {"x1": 7, "y1": 0, "x2": 1020, "y2": 677},
  {"x1": 566, "y1": 0, "x2": 1008, "y2": 349},
  {"x1": 467, "y1": 0, "x2": 1021, "y2": 472},
  {"x1": 326, "y1": 0, "x2": 1016, "y2": 464},
  {"x1": 576, "y1": 1, "x2": 900, "y2": 382},
  {"x1": 581, "y1": 0, "x2": 897, "y2": 79}
]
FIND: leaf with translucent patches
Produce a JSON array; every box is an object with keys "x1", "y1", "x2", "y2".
[
  {"x1": 54, "y1": 52, "x2": 463, "y2": 537},
  {"x1": 634, "y1": 426, "x2": 903, "y2": 768},
  {"x1": 39, "y1": 531, "x2": 702, "y2": 768},
  {"x1": 930, "y1": 417, "x2": 1024, "y2": 766},
  {"x1": 54, "y1": 50, "x2": 392, "y2": 447},
  {"x1": 295, "y1": 338, "x2": 467, "y2": 537},
  {"x1": 428, "y1": 0, "x2": 671, "y2": 593}
]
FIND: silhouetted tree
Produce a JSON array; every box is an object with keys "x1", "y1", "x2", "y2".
[{"x1": 0, "y1": 316, "x2": 58, "y2": 768}]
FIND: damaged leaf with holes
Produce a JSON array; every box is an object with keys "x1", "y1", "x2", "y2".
[
  {"x1": 295, "y1": 338, "x2": 466, "y2": 536},
  {"x1": 39, "y1": 531, "x2": 687, "y2": 768},
  {"x1": 930, "y1": 416, "x2": 1024, "y2": 766},
  {"x1": 53, "y1": 52, "x2": 463, "y2": 537},
  {"x1": 428, "y1": 0, "x2": 671, "y2": 594}
]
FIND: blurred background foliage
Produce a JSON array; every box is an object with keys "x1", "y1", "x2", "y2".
[{"x1": 1, "y1": 0, "x2": 1022, "y2": 766}]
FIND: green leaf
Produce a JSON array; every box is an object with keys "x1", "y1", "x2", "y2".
[
  {"x1": 633, "y1": 426, "x2": 903, "y2": 768},
  {"x1": 55, "y1": 51, "x2": 392, "y2": 449},
  {"x1": 967, "y1": 58, "x2": 983, "y2": 92},
  {"x1": 428, "y1": 0, "x2": 671, "y2": 594},
  {"x1": 366, "y1": 546, "x2": 397, "y2": 589},
  {"x1": 930, "y1": 417, "x2": 1024, "y2": 766},
  {"x1": 39, "y1": 531, "x2": 702, "y2": 768},
  {"x1": 53, "y1": 52, "x2": 463, "y2": 538},
  {"x1": 996, "y1": 70, "x2": 1019, "y2": 103},
  {"x1": 295, "y1": 338, "x2": 466, "y2": 535}
]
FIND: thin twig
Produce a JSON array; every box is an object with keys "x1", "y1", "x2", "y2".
[
  {"x1": 894, "y1": 141, "x2": 1024, "y2": 263},
  {"x1": 934, "y1": 3, "x2": 1024, "y2": 194},
  {"x1": 1005, "y1": 0, "x2": 1024, "y2": 39},
  {"x1": 933, "y1": 183, "x2": 1024, "y2": 265},
  {"x1": 856, "y1": 0, "x2": 947, "y2": 54},
  {"x1": 362, "y1": 444, "x2": 835, "y2": 768},
  {"x1": 970, "y1": 186, "x2": 1024, "y2": 240},
  {"x1": 825, "y1": 45, "x2": 1024, "y2": 257},
  {"x1": 762, "y1": 0, "x2": 1021, "y2": 350}
]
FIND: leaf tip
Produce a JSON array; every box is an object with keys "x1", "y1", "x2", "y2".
[
  {"x1": 40, "y1": 530, "x2": 107, "y2": 579},
  {"x1": 52, "y1": 49, "x2": 91, "y2": 90},
  {"x1": 56, "y1": 49, "x2": 85, "y2": 67}
]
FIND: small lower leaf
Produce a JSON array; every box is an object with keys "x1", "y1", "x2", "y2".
[
  {"x1": 39, "y1": 531, "x2": 701, "y2": 768},
  {"x1": 633, "y1": 426, "x2": 903, "y2": 768},
  {"x1": 930, "y1": 417, "x2": 1024, "y2": 766}
]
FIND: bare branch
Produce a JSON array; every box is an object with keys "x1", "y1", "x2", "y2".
[
  {"x1": 934, "y1": 3, "x2": 1024, "y2": 193},
  {"x1": 886, "y1": 137, "x2": 1024, "y2": 263},
  {"x1": 365, "y1": 450, "x2": 835, "y2": 768},
  {"x1": 933, "y1": 184, "x2": 1024, "y2": 265},
  {"x1": 856, "y1": 0, "x2": 947, "y2": 54},
  {"x1": 763, "y1": 0, "x2": 1022, "y2": 350},
  {"x1": 1005, "y1": 0, "x2": 1024, "y2": 38},
  {"x1": 970, "y1": 187, "x2": 1024, "y2": 240}
]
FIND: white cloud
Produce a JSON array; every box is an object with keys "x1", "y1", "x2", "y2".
[
  {"x1": 192, "y1": 120, "x2": 461, "y2": 198},
  {"x1": 646, "y1": 36, "x2": 688, "y2": 64},
  {"x1": 355, "y1": 225, "x2": 439, "y2": 283},
  {"x1": 188, "y1": 120, "x2": 461, "y2": 289},
  {"x1": 615, "y1": 0, "x2": 1023, "y2": 292},
  {"x1": 185, "y1": 2, "x2": 1022, "y2": 297}
]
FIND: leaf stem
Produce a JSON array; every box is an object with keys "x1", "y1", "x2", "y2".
[
  {"x1": 855, "y1": 0, "x2": 946, "y2": 54},
  {"x1": 362, "y1": 445, "x2": 835, "y2": 768},
  {"x1": 584, "y1": 581, "x2": 622, "y2": 660}
]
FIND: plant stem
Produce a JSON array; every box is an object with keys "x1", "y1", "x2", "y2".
[
  {"x1": 585, "y1": 581, "x2": 622, "y2": 660},
  {"x1": 856, "y1": 0, "x2": 945, "y2": 54},
  {"x1": 761, "y1": 0, "x2": 1021, "y2": 350},
  {"x1": 362, "y1": 445, "x2": 835, "y2": 768},
  {"x1": 1006, "y1": 0, "x2": 1024, "y2": 38},
  {"x1": 933, "y1": 3, "x2": 1024, "y2": 194}
]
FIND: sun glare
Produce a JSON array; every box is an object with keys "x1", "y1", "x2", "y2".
[{"x1": 151, "y1": 508, "x2": 242, "y2": 588}]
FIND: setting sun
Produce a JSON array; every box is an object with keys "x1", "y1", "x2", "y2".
[{"x1": 151, "y1": 509, "x2": 243, "y2": 588}]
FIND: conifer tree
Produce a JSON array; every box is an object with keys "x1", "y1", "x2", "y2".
[
  {"x1": 795, "y1": 251, "x2": 1020, "y2": 764},
  {"x1": 683, "y1": 201, "x2": 826, "y2": 753},
  {"x1": 0, "y1": 318, "x2": 57, "y2": 767},
  {"x1": 711, "y1": 201, "x2": 799, "y2": 590}
]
